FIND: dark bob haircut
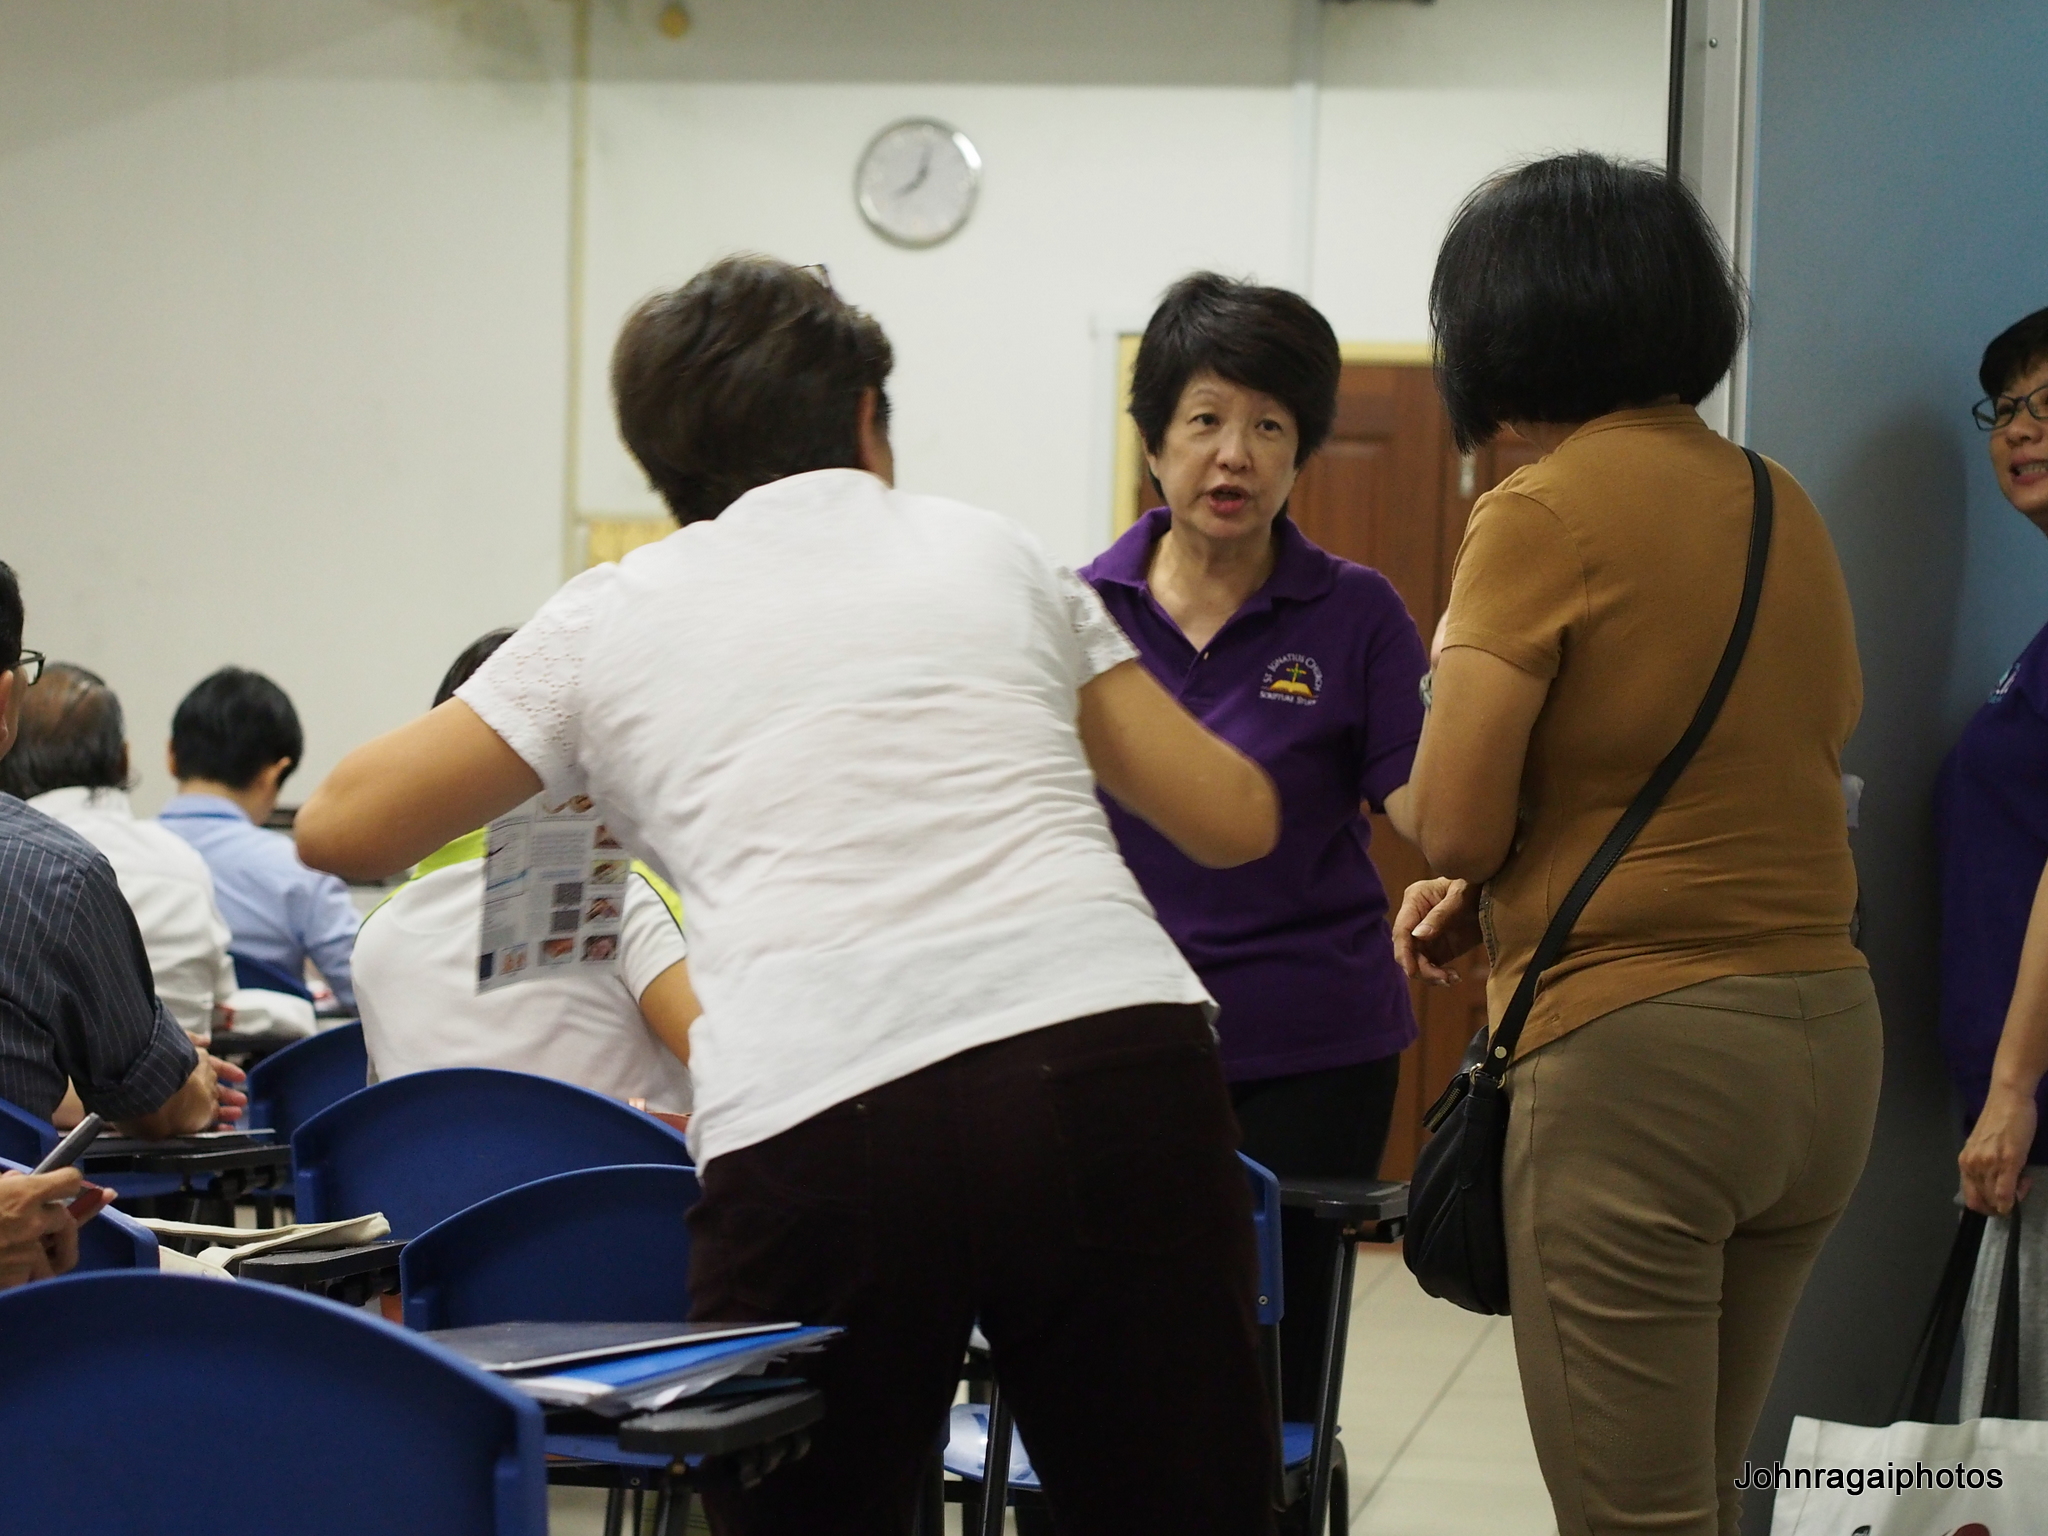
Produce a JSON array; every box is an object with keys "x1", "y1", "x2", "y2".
[
  {"x1": 0, "y1": 664, "x2": 128, "y2": 802},
  {"x1": 170, "y1": 667, "x2": 303, "y2": 790},
  {"x1": 0, "y1": 561, "x2": 19, "y2": 675},
  {"x1": 433, "y1": 628, "x2": 515, "y2": 711},
  {"x1": 1129, "y1": 273, "x2": 1340, "y2": 466},
  {"x1": 1429, "y1": 152, "x2": 1746, "y2": 452},
  {"x1": 1979, "y1": 307, "x2": 2048, "y2": 398},
  {"x1": 612, "y1": 256, "x2": 894, "y2": 527}
]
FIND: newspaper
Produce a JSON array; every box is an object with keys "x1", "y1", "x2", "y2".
[{"x1": 478, "y1": 795, "x2": 630, "y2": 992}]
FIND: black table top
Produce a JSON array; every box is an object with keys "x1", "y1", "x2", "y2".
[
  {"x1": 614, "y1": 1383, "x2": 825, "y2": 1459},
  {"x1": 83, "y1": 1130, "x2": 290, "y2": 1177}
]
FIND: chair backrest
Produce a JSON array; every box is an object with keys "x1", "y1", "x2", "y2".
[
  {"x1": 232, "y1": 950, "x2": 315, "y2": 1003},
  {"x1": 244, "y1": 1021, "x2": 369, "y2": 1139},
  {"x1": 1241, "y1": 1153, "x2": 1283, "y2": 1326},
  {"x1": 292, "y1": 1067, "x2": 691, "y2": 1239},
  {"x1": 0, "y1": 1156, "x2": 158, "y2": 1271},
  {"x1": 0, "y1": 1272, "x2": 546, "y2": 1535},
  {"x1": 402, "y1": 1163, "x2": 701, "y2": 1331},
  {"x1": 0, "y1": 1097, "x2": 58, "y2": 1168}
]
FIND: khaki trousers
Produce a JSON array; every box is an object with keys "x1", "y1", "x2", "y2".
[{"x1": 1504, "y1": 968, "x2": 1883, "y2": 1536}]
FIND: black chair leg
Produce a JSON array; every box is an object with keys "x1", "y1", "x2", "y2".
[
  {"x1": 913, "y1": 1434, "x2": 945, "y2": 1536},
  {"x1": 603, "y1": 1486, "x2": 626, "y2": 1536},
  {"x1": 1327, "y1": 1441, "x2": 1349, "y2": 1536},
  {"x1": 980, "y1": 1378, "x2": 1013, "y2": 1536},
  {"x1": 1306, "y1": 1235, "x2": 1358, "y2": 1536}
]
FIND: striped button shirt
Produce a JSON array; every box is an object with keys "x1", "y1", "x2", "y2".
[{"x1": 0, "y1": 794, "x2": 197, "y2": 1122}]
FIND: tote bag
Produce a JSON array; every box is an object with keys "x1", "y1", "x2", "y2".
[{"x1": 1769, "y1": 1209, "x2": 2048, "y2": 1535}]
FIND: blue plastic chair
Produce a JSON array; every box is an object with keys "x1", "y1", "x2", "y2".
[
  {"x1": 232, "y1": 950, "x2": 316, "y2": 1003},
  {"x1": 0, "y1": 1156, "x2": 159, "y2": 1271},
  {"x1": 403, "y1": 1163, "x2": 707, "y2": 1530},
  {"x1": 0, "y1": 1096, "x2": 56, "y2": 1166},
  {"x1": 291, "y1": 1067, "x2": 691, "y2": 1239},
  {"x1": 402, "y1": 1162, "x2": 700, "y2": 1331},
  {"x1": 0, "y1": 1095, "x2": 188, "y2": 1206},
  {"x1": 244, "y1": 1021, "x2": 369, "y2": 1137},
  {"x1": 0, "y1": 1272, "x2": 547, "y2": 1535},
  {"x1": 943, "y1": 1154, "x2": 1344, "y2": 1532}
]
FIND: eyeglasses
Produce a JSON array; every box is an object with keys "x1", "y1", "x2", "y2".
[
  {"x1": 1973, "y1": 384, "x2": 2048, "y2": 431},
  {"x1": 13, "y1": 649, "x2": 42, "y2": 686}
]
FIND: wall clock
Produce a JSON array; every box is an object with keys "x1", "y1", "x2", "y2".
[{"x1": 855, "y1": 118, "x2": 981, "y2": 249}]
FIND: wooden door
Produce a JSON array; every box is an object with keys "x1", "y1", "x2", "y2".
[{"x1": 1125, "y1": 363, "x2": 1540, "y2": 1179}]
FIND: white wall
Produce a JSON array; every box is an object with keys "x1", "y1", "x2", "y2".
[
  {"x1": 0, "y1": 0, "x2": 573, "y2": 811},
  {"x1": 576, "y1": 0, "x2": 1668, "y2": 561},
  {"x1": 0, "y1": 0, "x2": 1663, "y2": 811}
]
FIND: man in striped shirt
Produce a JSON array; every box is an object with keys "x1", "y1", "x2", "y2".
[{"x1": 0, "y1": 561, "x2": 243, "y2": 1287}]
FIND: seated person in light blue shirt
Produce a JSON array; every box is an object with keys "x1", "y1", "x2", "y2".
[{"x1": 159, "y1": 668, "x2": 358, "y2": 1011}]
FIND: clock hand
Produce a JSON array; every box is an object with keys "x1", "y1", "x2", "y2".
[{"x1": 899, "y1": 148, "x2": 932, "y2": 196}]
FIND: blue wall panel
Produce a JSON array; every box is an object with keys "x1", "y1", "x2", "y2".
[{"x1": 1743, "y1": 2, "x2": 2048, "y2": 1525}]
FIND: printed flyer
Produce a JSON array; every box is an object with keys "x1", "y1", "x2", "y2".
[{"x1": 478, "y1": 795, "x2": 629, "y2": 992}]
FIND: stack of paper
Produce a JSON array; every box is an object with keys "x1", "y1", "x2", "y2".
[{"x1": 423, "y1": 1320, "x2": 842, "y2": 1417}]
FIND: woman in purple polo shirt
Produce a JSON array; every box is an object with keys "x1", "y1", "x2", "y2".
[
  {"x1": 1950, "y1": 306, "x2": 2048, "y2": 1409},
  {"x1": 1080, "y1": 273, "x2": 1428, "y2": 1416}
]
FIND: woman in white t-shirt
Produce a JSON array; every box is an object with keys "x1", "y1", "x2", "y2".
[
  {"x1": 351, "y1": 631, "x2": 696, "y2": 1115},
  {"x1": 297, "y1": 257, "x2": 1282, "y2": 1536}
]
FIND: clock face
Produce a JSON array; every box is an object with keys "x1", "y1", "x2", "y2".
[{"x1": 856, "y1": 119, "x2": 981, "y2": 249}]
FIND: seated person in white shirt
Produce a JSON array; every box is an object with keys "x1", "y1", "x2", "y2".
[
  {"x1": 351, "y1": 630, "x2": 697, "y2": 1115},
  {"x1": 0, "y1": 663, "x2": 235, "y2": 1045}
]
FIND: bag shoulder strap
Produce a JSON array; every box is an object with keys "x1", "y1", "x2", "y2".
[{"x1": 1479, "y1": 446, "x2": 1775, "y2": 1078}]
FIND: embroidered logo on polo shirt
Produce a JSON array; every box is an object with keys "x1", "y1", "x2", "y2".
[{"x1": 1259, "y1": 653, "x2": 1322, "y2": 706}]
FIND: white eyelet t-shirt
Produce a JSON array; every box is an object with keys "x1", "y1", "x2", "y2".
[{"x1": 460, "y1": 469, "x2": 1211, "y2": 1166}]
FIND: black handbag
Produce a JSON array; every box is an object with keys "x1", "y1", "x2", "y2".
[{"x1": 1404, "y1": 447, "x2": 1776, "y2": 1315}]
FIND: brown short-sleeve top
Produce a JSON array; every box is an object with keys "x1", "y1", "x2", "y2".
[{"x1": 1441, "y1": 405, "x2": 1865, "y2": 1058}]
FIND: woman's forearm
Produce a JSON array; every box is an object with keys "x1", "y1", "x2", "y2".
[
  {"x1": 1989, "y1": 857, "x2": 2048, "y2": 1101},
  {"x1": 296, "y1": 701, "x2": 541, "y2": 881}
]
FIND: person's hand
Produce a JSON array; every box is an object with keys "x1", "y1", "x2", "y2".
[
  {"x1": 207, "y1": 1053, "x2": 248, "y2": 1127},
  {"x1": 0, "y1": 1237, "x2": 55, "y2": 1291},
  {"x1": 1961, "y1": 1083, "x2": 2039, "y2": 1216},
  {"x1": 0, "y1": 1169, "x2": 111, "y2": 1290},
  {"x1": 0, "y1": 1168, "x2": 86, "y2": 1245},
  {"x1": 1393, "y1": 877, "x2": 1485, "y2": 985}
]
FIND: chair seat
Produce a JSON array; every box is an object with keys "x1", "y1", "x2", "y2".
[
  {"x1": 943, "y1": 1402, "x2": 1040, "y2": 1491},
  {"x1": 1281, "y1": 1420, "x2": 1316, "y2": 1469}
]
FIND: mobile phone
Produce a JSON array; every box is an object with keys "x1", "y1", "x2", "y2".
[{"x1": 32, "y1": 1113, "x2": 105, "y2": 1175}]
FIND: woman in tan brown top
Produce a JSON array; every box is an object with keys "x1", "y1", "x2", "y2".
[{"x1": 1393, "y1": 154, "x2": 1879, "y2": 1536}]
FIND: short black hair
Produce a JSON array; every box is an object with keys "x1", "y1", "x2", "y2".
[
  {"x1": 612, "y1": 256, "x2": 894, "y2": 527},
  {"x1": 0, "y1": 561, "x2": 20, "y2": 675},
  {"x1": 0, "y1": 664, "x2": 128, "y2": 801},
  {"x1": 433, "y1": 628, "x2": 516, "y2": 710},
  {"x1": 1129, "y1": 273, "x2": 1340, "y2": 466},
  {"x1": 1980, "y1": 308, "x2": 2048, "y2": 398},
  {"x1": 1429, "y1": 152, "x2": 1746, "y2": 452},
  {"x1": 170, "y1": 668, "x2": 303, "y2": 790}
]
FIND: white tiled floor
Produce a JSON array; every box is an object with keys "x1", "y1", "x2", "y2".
[
  {"x1": 1339, "y1": 1246, "x2": 1555, "y2": 1534},
  {"x1": 547, "y1": 1247, "x2": 1557, "y2": 1534}
]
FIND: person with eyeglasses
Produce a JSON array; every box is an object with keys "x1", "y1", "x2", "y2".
[
  {"x1": 0, "y1": 559, "x2": 247, "y2": 1280},
  {"x1": 1945, "y1": 307, "x2": 2048, "y2": 1413}
]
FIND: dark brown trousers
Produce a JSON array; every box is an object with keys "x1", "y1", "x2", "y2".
[{"x1": 687, "y1": 1003, "x2": 1278, "y2": 1535}]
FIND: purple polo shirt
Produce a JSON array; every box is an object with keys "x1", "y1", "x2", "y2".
[
  {"x1": 1080, "y1": 508, "x2": 1427, "y2": 1081},
  {"x1": 1937, "y1": 617, "x2": 2048, "y2": 1163}
]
